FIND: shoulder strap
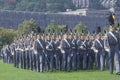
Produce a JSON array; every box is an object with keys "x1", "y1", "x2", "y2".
[
  {"x1": 81, "y1": 40, "x2": 86, "y2": 47},
  {"x1": 64, "y1": 39, "x2": 70, "y2": 47},
  {"x1": 96, "y1": 39, "x2": 103, "y2": 48},
  {"x1": 109, "y1": 32, "x2": 118, "y2": 42},
  {"x1": 36, "y1": 39, "x2": 44, "y2": 49}
]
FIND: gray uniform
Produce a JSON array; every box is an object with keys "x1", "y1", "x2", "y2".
[
  {"x1": 93, "y1": 39, "x2": 105, "y2": 70},
  {"x1": 105, "y1": 31, "x2": 120, "y2": 74},
  {"x1": 71, "y1": 38, "x2": 78, "y2": 70},
  {"x1": 46, "y1": 40, "x2": 54, "y2": 72},
  {"x1": 34, "y1": 39, "x2": 45, "y2": 72},
  {"x1": 61, "y1": 38, "x2": 71, "y2": 71}
]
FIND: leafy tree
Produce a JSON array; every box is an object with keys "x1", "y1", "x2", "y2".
[
  {"x1": 0, "y1": 27, "x2": 17, "y2": 49},
  {"x1": 45, "y1": 20, "x2": 66, "y2": 34},
  {"x1": 45, "y1": 20, "x2": 57, "y2": 33},
  {"x1": 73, "y1": 22, "x2": 88, "y2": 34},
  {"x1": 0, "y1": 0, "x2": 74, "y2": 12},
  {"x1": 18, "y1": 19, "x2": 41, "y2": 35}
]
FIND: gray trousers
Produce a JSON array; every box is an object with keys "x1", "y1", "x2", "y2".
[
  {"x1": 109, "y1": 46, "x2": 120, "y2": 74},
  {"x1": 38, "y1": 51, "x2": 44, "y2": 72},
  {"x1": 95, "y1": 50, "x2": 105, "y2": 70},
  {"x1": 72, "y1": 50, "x2": 77, "y2": 70}
]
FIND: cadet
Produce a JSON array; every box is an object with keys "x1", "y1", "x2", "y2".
[
  {"x1": 92, "y1": 34, "x2": 105, "y2": 70},
  {"x1": 105, "y1": 25, "x2": 120, "y2": 74},
  {"x1": 20, "y1": 38, "x2": 26, "y2": 69},
  {"x1": 32, "y1": 35, "x2": 38, "y2": 71},
  {"x1": 5, "y1": 45, "x2": 11, "y2": 64},
  {"x1": 71, "y1": 34, "x2": 78, "y2": 71},
  {"x1": 54, "y1": 35, "x2": 61, "y2": 70},
  {"x1": 34, "y1": 34, "x2": 45, "y2": 72},
  {"x1": 80, "y1": 35, "x2": 87, "y2": 70},
  {"x1": 1, "y1": 45, "x2": 6, "y2": 63},
  {"x1": 77, "y1": 35, "x2": 81, "y2": 69},
  {"x1": 45, "y1": 34, "x2": 54, "y2": 72},
  {"x1": 14, "y1": 40, "x2": 20, "y2": 68},
  {"x1": 87, "y1": 35, "x2": 94, "y2": 69},
  {"x1": 60, "y1": 34, "x2": 71, "y2": 71}
]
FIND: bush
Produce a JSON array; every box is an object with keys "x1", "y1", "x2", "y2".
[
  {"x1": 0, "y1": 28, "x2": 17, "y2": 49},
  {"x1": 18, "y1": 19, "x2": 41, "y2": 36},
  {"x1": 45, "y1": 20, "x2": 66, "y2": 34},
  {"x1": 73, "y1": 22, "x2": 88, "y2": 34}
]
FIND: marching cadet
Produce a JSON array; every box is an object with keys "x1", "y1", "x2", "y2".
[
  {"x1": 67, "y1": 34, "x2": 72, "y2": 71},
  {"x1": 24, "y1": 37, "x2": 30, "y2": 70},
  {"x1": 28, "y1": 35, "x2": 34, "y2": 70},
  {"x1": 5, "y1": 45, "x2": 11, "y2": 64},
  {"x1": 32, "y1": 35, "x2": 37, "y2": 71},
  {"x1": 10, "y1": 40, "x2": 16, "y2": 63},
  {"x1": 77, "y1": 35, "x2": 81, "y2": 69},
  {"x1": 60, "y1": 34, "x2": 71, "y2": 71},
  {"x1": 20, "y1": 38, "x2": 26, "y2": 69},
  {"x1": 87, "y1": 35, "x2": 94, "y2": 69},
  {"x1": 1, "y1": 45, "x2": 6, "y2": 63},
  {"x1": 54, "y1": 35, "x2": 61, "y2": 70},
  {"x1": 34, "y1": 34, "x2": 45, "y2": 72},
  {"x1": 51, "y1": 34, "x2": 56, "y2": 69},
  {"x1": 45, "y1": 34, "x2": 54, "y2": 72},
  {"x1": 14, "y1": 39, "x2": 20, "y2": 68},
  {"x1": 92, "y1": 34, "x2": 105, "y2": 71},
  {"x1": 79, "y1": 35, "x2": 87, "y2": 70},
  {"x1": 71, "y1": 34, "x2": 78, "y2": 71},
  {"x1": 104, "y1": 25, "x2": 120, "y2": 75}
]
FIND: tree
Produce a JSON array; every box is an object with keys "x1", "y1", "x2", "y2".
[
  {"x1": 73, "y1": 22, "x2": 88, "y2": 34},
  {"x1": 18, "y1": 19, "x2": 41, "y2": 35},
  {"x1": 0, "y1": 27, "x2": 17, "y2": 49},
  {"x1": 45, "y1": 20, "x2": 66, "y2": 34},
  {"x1": 45, "y1": 20, "x2": 57, "y2": 33}
]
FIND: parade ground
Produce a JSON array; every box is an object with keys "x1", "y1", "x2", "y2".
[{"x1": 0, "y1": 60, "x2": 120, "y2": 80}]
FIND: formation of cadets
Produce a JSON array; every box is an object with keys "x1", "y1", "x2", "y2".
[{"x1": 0, "y1": 25, "x2": 120, "y2": 75}]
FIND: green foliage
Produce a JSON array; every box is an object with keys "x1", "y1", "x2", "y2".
[
  {"x1": 45, "y1": 20, "x2": 57, "y2": 33},
  {"x1": 18, "y1": 19, "x2": 41, "y2": 35},
  {"x1": 1, "y1": 0, "x2": 120, "y2": 12},
  {"x1": 0, "y1": 0, "x2": 74, "y2": 12},
  {"x1": 45, "y1": 20, "x2": 66, "y2": 34},
  {"x1": 73, "y1": 22, "x2": 88, "y2": 34},
  {"x1": 0, "y1": 27, "x2": 17, "y2": 49},
  {"x1": 46, "y1": 0, "x2": 73, "y2": 12}
]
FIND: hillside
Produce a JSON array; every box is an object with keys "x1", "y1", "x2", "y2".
[
  {"x1": 0, "y1": 0, "x2": 74, "y2": 12},
  {"x1": 0, "y1": 0, "x2": 120, "y2": 12}
]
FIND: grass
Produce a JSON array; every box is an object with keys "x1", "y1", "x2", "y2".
[{"x1": 0, "y1": 60, "x2": 120, "y2": 80}]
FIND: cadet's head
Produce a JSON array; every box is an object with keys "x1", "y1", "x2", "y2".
[
  {"x1": 80, "y1": 36, "x2": 84, "y2": 40},
  {"x1": 109, "y1": 25, "x2": 115, "y2": 32},
  {"x1": 33, "y1": 35, "x2": 36, "y2": 40},
  {"x1": 69, "y1": 34, "x2": 72, "y2": 39},
  {"x1": 39, "y1": 34, "x2": 42, "y2": 39},
  {"x1": 51, "y1": 34, "x2": 55, "y2": 39},
  {"x1": 58, "y1": 35, "x2": 62, "y2": 40},
  {"x1": 74, "y1": 35, "x2": 77, "y2": 39},
  {"x1": 37, "y1": 35, "x2": 40, "y2": 39},
  {"x1": 85, "y1": 35, "x2": 89, "y2": 40},
  {"x1": 63, "y1": 34, "x2": 67, "y2": 39},
  {"x1": 47, "y1": 34, "x2": 51, "y2": 40},
  {"x1": 96, "y1": 34, "x2": 101, "y2": 39}
]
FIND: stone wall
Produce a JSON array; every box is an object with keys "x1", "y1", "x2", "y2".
[{"x1": 0, "y1": 10, "x2": 114, "y2": 32}]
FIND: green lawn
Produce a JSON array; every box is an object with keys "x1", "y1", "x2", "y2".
[{"x1": 0, "y1": 60, "x2": 120, "y2": 80}]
